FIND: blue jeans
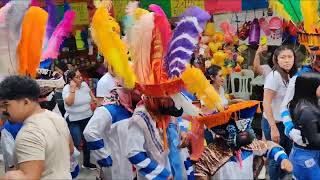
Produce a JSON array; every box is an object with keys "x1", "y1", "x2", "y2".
[
  {"x1": 262, "y1": 117, "x2": 292, "y2": 180},
  {"x1": 290, "y1": 146, "x2": 320, "y2": 180},
  {"x1": 67, "y1": 116, "x2": 91, "y2": 165}
]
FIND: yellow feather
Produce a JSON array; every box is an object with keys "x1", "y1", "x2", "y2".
[
  {"x1": 91, "y1": 7, "x2": 136, "y2": 88},
  {"x1": 301, "y1": 1, "x2": 319, "y2": 33},
  {"x1": 269, "y1": 0, "x2": 292, "y2": 22},
  {"x1": 181, "y1": 65, "x2": 222, "y2": 111}
]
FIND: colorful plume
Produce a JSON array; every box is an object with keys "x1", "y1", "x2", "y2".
[
  {"x1": 300, "y1": 0, "x2": 320, "y2": 33},
  {"x1": 17, "y1": 7, "x2": 48, "y2": 77},
  {"x1": 181, "y1": 65, "x2": 222, "y2": 111},
  {"x1": 91, "y1": 6, "x2": 136, "y2": 88},
  {"x1": 0, "y1": 2, "x2": 12, "y2": 24},
  {"x1": 165, "y1": 7, "x2": 210, "y2": 78},
  {"x1": 45, "y1": 0, "x2": 58, "y2": 43},
  {"x1": 127, "y1": 12, "x2": 154, "y2": 84},
  {"x1": 42, "y1": 10, "x2": 76, "y2": 59}
]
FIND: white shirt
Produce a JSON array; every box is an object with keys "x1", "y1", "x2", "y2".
[
  {"x1": 219, "y1": 87, "x2": 228, "y2": 106},
  {"x1": 96, "y1": 73, "x2": 116, "y2": 98},
  {"x1": 83, "y1": 107, "x2": 134, "y2": 180},
  {"x1": 263, "y1": 71, "x2": 288, "y2": 122},
  {"x1": 261, "y1": 64, "x2": 272, "y2": 81},
  {"x1": 63, "y1": 82, "x2": 93, "y2": 121}
]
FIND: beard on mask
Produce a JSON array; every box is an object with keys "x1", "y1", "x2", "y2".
[
  {"x1": 235, "y1": 131, "x2": 254, "y2": 149},
  {"x1": 159, "y1": 105, "x2": 183, "y2": 117}
]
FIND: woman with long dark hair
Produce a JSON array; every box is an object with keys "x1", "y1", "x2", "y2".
[
  {"x1": 288, "y1": 72, "x2": 320, "y2": 180},
  {"x1": 262, "y1": 45, "x2": 297, "y2": 180}
]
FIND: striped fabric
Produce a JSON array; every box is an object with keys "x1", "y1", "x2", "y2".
[
  {"x1": 86, "y1": 139, "x2": 112, "y2": 167},
  {"x1": 282, "y1": 111, "x2": 294, "y2": 136},
  {"x1": 281, "y1": 65, "x2": 314, "y2": 136},
  {"x1": 266, "y1": 147, "x2": 288, "y2": 164},
  {"x1": 128, "y1": 152, "x2": 170, "y2": 180},
  {"x1": 184, "y1": 157, "x2": 195, "y2": 180},
  {"x1": 71, "y1": 164, "x2": 80, "y2": 179}
]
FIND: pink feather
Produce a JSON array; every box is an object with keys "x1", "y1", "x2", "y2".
[
  {"x1": 149, "y1": 4, "x2": 166, "y2": 17},
  {"x1": 149, "y1": 4, "x2": 172, "y2": 55},
  {"x1": 0, "y1": 2, "x2": 12, "y2": 24},
  {"x1": 30, "y1": 0, "x2": 41, "y2": 7},
  {"x1": 42, "y1": 10, "x2": 76, "y2": 59}
]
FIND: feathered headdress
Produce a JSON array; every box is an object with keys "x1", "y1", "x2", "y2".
[
  {"x1": 44, "y1": 0, "x2": 58, "y2": 47},
  {"x1": 165, "y1": 6, "x2": 210, "y2": 78},
  {"x1": 164, "y1": 7, "x2": 222, "y2": 111},
  {"x1": 1, "y1": 0, "x2": 30, "y2": 75},
  {"x1": 122, "y1": 1, "x2": 139, "y2": 34},
  {"x1": 17, "y1": 6, "x2": 48, "y2": 78},
  {"x1": 42, "y1": 10, "x2": 76, "y2": 59},
  {"x1": 0, "y1": 2, "x2": 11, "y2": 24},
  {"x1": 91, "y1": 1, "x2": 136, "y2": 88}
]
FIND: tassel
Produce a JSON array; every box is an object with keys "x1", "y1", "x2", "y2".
[
  {"x1": 235, "y1": 149, "x2": 243, "y2": 169},
  {"x1": 162, "y1": 117, "x2": 168, "y2": 150}
]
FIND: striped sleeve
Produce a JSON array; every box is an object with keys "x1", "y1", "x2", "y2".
[
  {"x1": 266, "y1": 146, "x2": 288, "y2": 164},
  {"x1": 184, "y1": 157, "x2": 195, "y2": 180},
  {"x1": 128, "y1": 152, "x2": 170, "y2": 180},
  {"x1": 127, "y1": 119, "x2": 170, "y2": 180},
  {"x1": 280, "y1": 76, "x2": 296, "y2": 137},
  {"x1": 83, "y1": 107, "x2": 112, "y2": 167}
]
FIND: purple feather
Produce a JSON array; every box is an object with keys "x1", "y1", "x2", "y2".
[
  {"x1": 165, "y1": 7, "x2": 210, "y2": 78},
  {"x1": 179, "y1": 6, "x2": 211, "y2": 29},
  {"x1": 45, "y1": 0, "x2": 57, "y2": 42},
  {"x1": 172, "y1": 21, "x2": 199, "y2": 37},
  {"x1": 167, "y1": 38, "x2": 195, "y2": 53}
]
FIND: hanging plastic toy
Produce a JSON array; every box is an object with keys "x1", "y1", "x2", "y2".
[{"x1": 249, "y1": 18, "x2": 260, "y2": 45}]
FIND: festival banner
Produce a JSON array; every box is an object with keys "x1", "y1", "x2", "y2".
[
  {"x1": 242, "y1": 0, "x2": 268, "y2": 10},
  {"x1": 70, "y1": 2, "x2": 89, "y2": 25},
  {"x1": 171, "y1": 0, "x2": 205, "y2": 17},
  {"x1": 205, "y1": 0, "x2": 241, "y2": 14}
]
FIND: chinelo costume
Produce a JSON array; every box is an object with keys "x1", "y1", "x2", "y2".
[
  {"x1": 83, "y1": 1, "x2": 139, "y2": 179},
  {"x1": 123, "y1": 4, "x2": 223, "y2": 180},
  {"x1": 193, "y1": 101, "x2": 291, "y2": 179}
]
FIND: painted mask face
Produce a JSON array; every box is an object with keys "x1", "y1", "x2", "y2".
[{"x1": 210, "y1": 105, "x2": 258, "y2": 149}]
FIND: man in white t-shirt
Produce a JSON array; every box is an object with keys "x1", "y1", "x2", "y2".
[
  {"x1": 0, "y1": 76, "x2": 72, "y2": 179},
  {"x1": 96, "y1": 64, "x2": 117, "y2": 106}
]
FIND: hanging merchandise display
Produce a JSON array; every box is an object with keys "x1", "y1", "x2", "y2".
[{"x1": 248, "y1": 18, "x2": 260, "y2": 45}]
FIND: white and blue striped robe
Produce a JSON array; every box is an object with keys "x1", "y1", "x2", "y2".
[
  {"x1": 83, "y1": 104, "x2": 134, "y2": 179},
  {"x1": 127, "y1": 106, "x2": 172, "y2": 180},
  {"x1": 212, "y1": 142, "x2": 288, "y2": 179},
  {"x1": 280, "y1": 66, "x2": 315, "y2": 137}
]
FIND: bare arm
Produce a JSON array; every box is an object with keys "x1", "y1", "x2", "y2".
[
  {"x1": 64, "y1": 81, "x2": 77, "y2": 106},
  {"x1": 263, "y1": 89, "x2": 280, "y2": 143},
  {"x1": 64, "y1": 91, "x2": 76, "y2": 106},
  {"x1": 263, "y1": 89, "x2": 276, "y2": 126},
  {"x1": 3, "y1": 160, "x2": 44, "y2": 180},
  {"x1": 253, "y1": 45, "x2": 268, "y2": 75}
]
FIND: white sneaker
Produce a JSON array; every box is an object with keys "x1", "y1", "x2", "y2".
[{"x1": 258, "y1": 165, "x2": 266, "y2": 179}]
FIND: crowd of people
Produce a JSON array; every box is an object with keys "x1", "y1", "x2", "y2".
[{"x1": 0, "y1": 3, "x2": 320, "y2": 180}]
